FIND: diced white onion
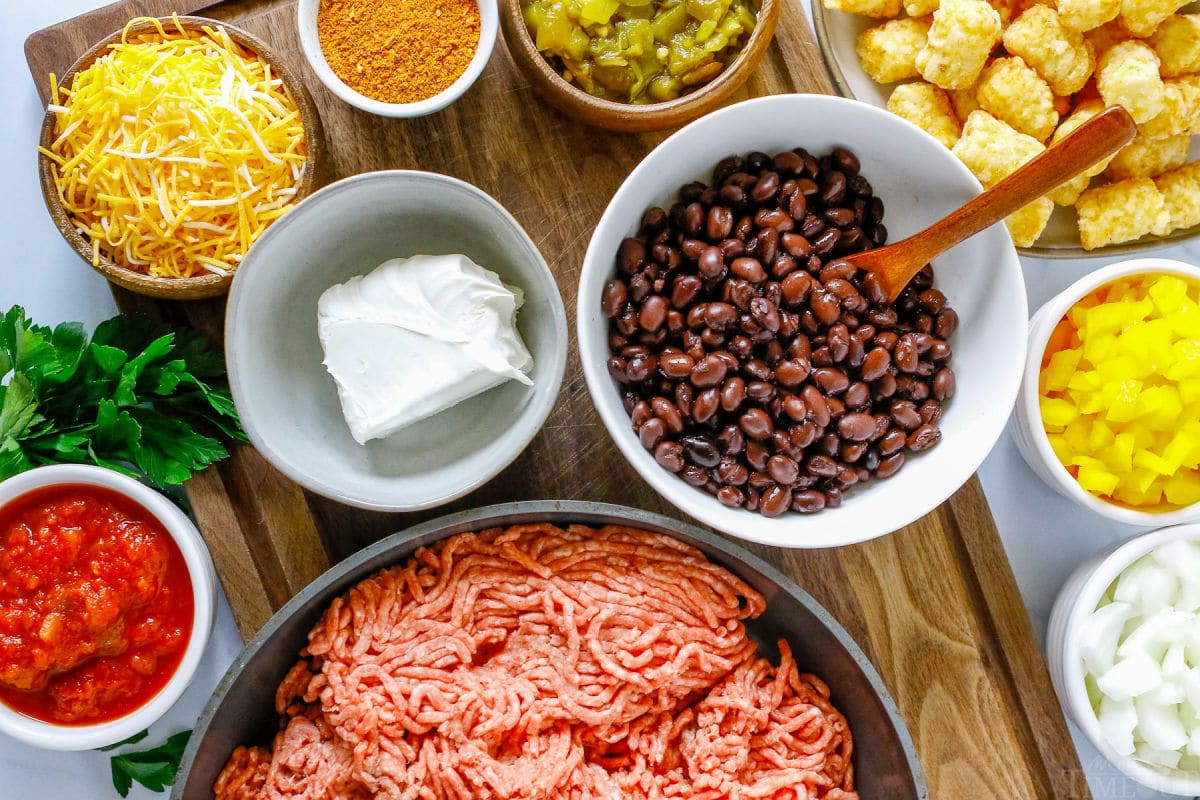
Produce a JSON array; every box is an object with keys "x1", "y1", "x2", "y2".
[
  {"x1": 1099, "y1": 652, "x2": 1163, "y2": 701},
  {"x1": 1082, "y1": 539, "x2": 1200, "y2": 775}
]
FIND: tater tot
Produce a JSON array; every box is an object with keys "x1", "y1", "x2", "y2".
[
  {"x1": 1173, "y1": 76, "x2": 1200, "y2": 134},
  {"x1": 887, "y1": 82, "x2": 963, "y2": 148},
  {"x1": 1141, "y1": 83, "x2": 1192, "y2": 139},
  {"x1": 1118, "y1": 0, "x2": 1189, "y2": 37},
  {"x1": 1106, "y1": 133, "x2": 1191, "y2": 180},
  {"x1": 951, "y1": 109, "x2": 1046, "y2": 186},
  {"x1": 1077, "y1": 178, "x2": 1172, "y2": 248},
  {"x1": 824, "y1": 0, "x2": 905, "y2": 17},
  {"x1": 905, "y1": 0, "x2": 940, "y2": 16},
  {"x1": 1149, "y1": 15, "x2": 1200, "y2": 78},
  {"x1": 1096, "y1": 41, "x2": 1166, "y2": 124},
  {"x1": 1154, "y1": 162, "x2": 1200, "y2": 231},
  {"x1": 915, "y1": 0, "x2": 1003, "y2": 89},
  {"x1": 949, "y1": 86, "x2": 982, "y2": 120},
  {"x1": 1005, "y1": 196, "x2": 1055, "y2": 246},
  {"x1": 856, "y1": 18, "x2": 932, "y2": 84},
  {"x1": 1054, "y1": 0, "x2": 1120, "y2": 30},
  {"x1": 1002, "y1": 6, "x2": 1095, "y2": 96},
  {"x1": 976, "y1": 56, "x2": 1059, "y2": 140},
  {"x1": 1083, "y1": 21, "x2": 1134, "y2": 62}
]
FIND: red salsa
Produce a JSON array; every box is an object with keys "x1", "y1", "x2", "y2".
[{"x1": 0, "y1": 484, "x2": 193, "y2": 725}]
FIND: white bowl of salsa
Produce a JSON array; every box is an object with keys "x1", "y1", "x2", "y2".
[{"x1": 0, "y1": 464, "x2": 215, "y2": 750}]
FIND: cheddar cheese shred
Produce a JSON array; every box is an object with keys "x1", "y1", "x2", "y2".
[{"x1": 40, "y1": 16, "x2": 306, "y2": 279}]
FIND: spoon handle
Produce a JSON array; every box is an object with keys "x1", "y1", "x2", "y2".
[{"x1": 910, "y1": 106, "x2": 1137, "y2": 262}]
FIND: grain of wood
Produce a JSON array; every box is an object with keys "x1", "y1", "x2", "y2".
[{"x1": 26, "y1": 2, "x2": 1089, "y2": 797}]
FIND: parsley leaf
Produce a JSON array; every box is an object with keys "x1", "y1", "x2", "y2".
[
  {"x1": 0, "y1": 306, "x2": 243, "y2": 488},
  {"x1": 108, "y1": 729, "x2": 191, "y2": 797}
]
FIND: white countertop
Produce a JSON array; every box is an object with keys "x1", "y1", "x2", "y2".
[{"x1": 2, "y1": 2, "x2": 1200, "y2": 798}]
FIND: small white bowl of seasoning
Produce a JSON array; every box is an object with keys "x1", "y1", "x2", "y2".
[
  {"x1": 1048, "y1": 523, "x2": 1200, "y2": 796},
  {"x1": 1012, "y1": 257, "x2": 1200, "y2": 527},
  {"x1": 0, "y1": 464, "x2": 215, "y2": 750},
  {"x1": 297, "y1": 0, "x2": 498, "y2": 118}
]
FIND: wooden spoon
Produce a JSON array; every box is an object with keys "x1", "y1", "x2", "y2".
[{"x1": 843, "y1": 106, "x2": 1138, "y2": 303}]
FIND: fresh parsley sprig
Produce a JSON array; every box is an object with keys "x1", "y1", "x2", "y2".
[
  {"x1": 106, "y1": 729, "x2": 192, "y2": 797},
  {"x1": 0, "y1": 306, "x2": 245, "y2": 488}
]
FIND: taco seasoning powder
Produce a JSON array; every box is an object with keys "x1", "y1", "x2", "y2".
[{"x1": 317, "y1": 0, "x2": 481, "y2": 104}]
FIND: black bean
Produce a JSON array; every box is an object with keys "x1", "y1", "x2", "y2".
[
  {"x1": 690, "y1": 355, "x2": 728, "y2": 388},
  {"x1": 718, "y1": 486, "x2": 746, "y2": 507},
  {"x1": 601, "y1": 280, "x2": 628, "y2": 318},
  {"x1": 793, "y1": 490, "x2": 826, "y2": 513},
  {"x1": 618, "y1": 238, "x2": 646, "y2": 274},
  {"x1": 935, "y1": 307, "x2": 959, "y2": 338},
  {"x1": 861, "y1": 347, "x2": 890, "y2": 381},
  {"x1": 907, "y1": 424, "x2": 941, "y2": 452},
  {"x1": 919, "y1": 400, "x2": 943, "y2": 426},
  {"x1": 933, "y1": 367, "x2": 955, "y2": 400},
  {"x1": 879, "y1": 427, "x2": 907, "y2": 456},
  {"x1": 639, "y1": 417, "x2": 665, "y2": 449},
  {"x1": 760, "y1": 485, "x2": 792, "y2": 517},
  {"x1": 890, "y1": 400, "x2": 921, "y2": 430},
  {"x1": 655, "y1": 441, "x2": 685, "y2": 472},
  {"x1": 740, "y1": 408, "x2": 774, "y2": 439},
  {"x1": 838, "y1": 412, "x2": 876, "y2": 441},
  {"x1": 681, "y1": 435, "x2": 721, "y2": 467},
  {"x1": 731, "y1": 257, "x2": 767, "y2": 283},
  {"x1": 707, "y1": 206, "x2": 734, "y2": 241},
  {"x1": 638, "y1": 296, "x2": 668, "y2": 332},
  {"x1": 751, "y1": 171, "x2": 780, "y2": 202},
  {"x1": 821, "y1": 170, "x2": 847, "y2": 204}
]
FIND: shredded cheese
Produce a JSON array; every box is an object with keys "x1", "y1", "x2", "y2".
[{"x1": 40, "y1": 16, "x2": 306, "y2": 279}]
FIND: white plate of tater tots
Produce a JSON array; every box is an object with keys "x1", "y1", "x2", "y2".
[{"x1": 812, "y1": 0, "x2": 1200, "y2": 256}]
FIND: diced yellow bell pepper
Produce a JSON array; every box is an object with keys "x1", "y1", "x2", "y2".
[
  {"x1": 1078, "y1": 463, "x2": 1120, "y2": 495},
  {"x1": 1040, "y1": 397, "x2": 1080, "y2": 429},
  {"x1": 1136, "y1": 385, "x2": 1183, "y2": 430},
  {"x1": 1104, "y1": 379, "x2": 1143, "y2": 423},
  {"x1": 1165, "y1": 339, "x2": 1200, "y2": 380},
  {"x1": 1129, "y1": 466, "x2": 1162, "y2": 493},
  {"x1": 1084, "y1": 333, "x2": 1118, "y2": 365},
  {"x1": 1096, "y1": 354, "x2": 1149, "y2": 382},
  {"x1": 1067, "y1": 370, "x2": 1102, "y2": 392},
  {"x1": 1149, "y1": 275, "x2": 1191, "y2": 316},
  {"x1": 1047, "y1": 433, "x2": 1072, "y2": 464},
  {"x1": 1117, "y1": 319, "x2": 1174, "y2": 369},
  {"x1": 1168, "y1": 304, "x2": 1200, "y2": 339},
  {"x1": 1165, "y1": 470, "x2": 1200, "y2": 507},
  {"x1": 1134, "y1": 449, "x2": 1176, "y2": 477},
  {"x1": 1088, "y1": 420, "x2": 1115, "y2": 451},
  {"x1": 1064, "y1": 419, "x2": 1091, "y2": 452},
  {"x1": 1100, "y1": 433, "x2": 1136, "y2": 473},
  {"x1": 1042, "y1": 348, "x2": 1082, "y2": 393},
  {"x1": 1179, "y1": 378, "x2": 1200, "y2": 405}
]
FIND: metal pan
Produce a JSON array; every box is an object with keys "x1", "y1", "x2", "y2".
[{"x1": 174, "y1": 501, "x2": 926, "y2": 798}]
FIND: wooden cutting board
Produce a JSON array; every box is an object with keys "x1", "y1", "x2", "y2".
[{"x1": 27, "y1": 2, "x2": 1090, "y2": 797}]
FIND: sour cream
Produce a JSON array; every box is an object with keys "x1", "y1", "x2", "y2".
[{"x1": 317, "y1": 254, "x2": 533, "y2": 444}]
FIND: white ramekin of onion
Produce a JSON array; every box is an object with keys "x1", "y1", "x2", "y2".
[{"x1": 1049, "y1": 523, "x2": 1200, "y2": 795}]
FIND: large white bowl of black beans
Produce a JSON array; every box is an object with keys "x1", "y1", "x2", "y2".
[{"x1": 578, "y1": 94, "x2": 1028, "y2": 548}]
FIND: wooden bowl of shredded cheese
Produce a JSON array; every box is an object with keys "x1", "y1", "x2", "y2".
[{"x1": 37, "y1": 16, "x2": 324, "y2": 300}]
